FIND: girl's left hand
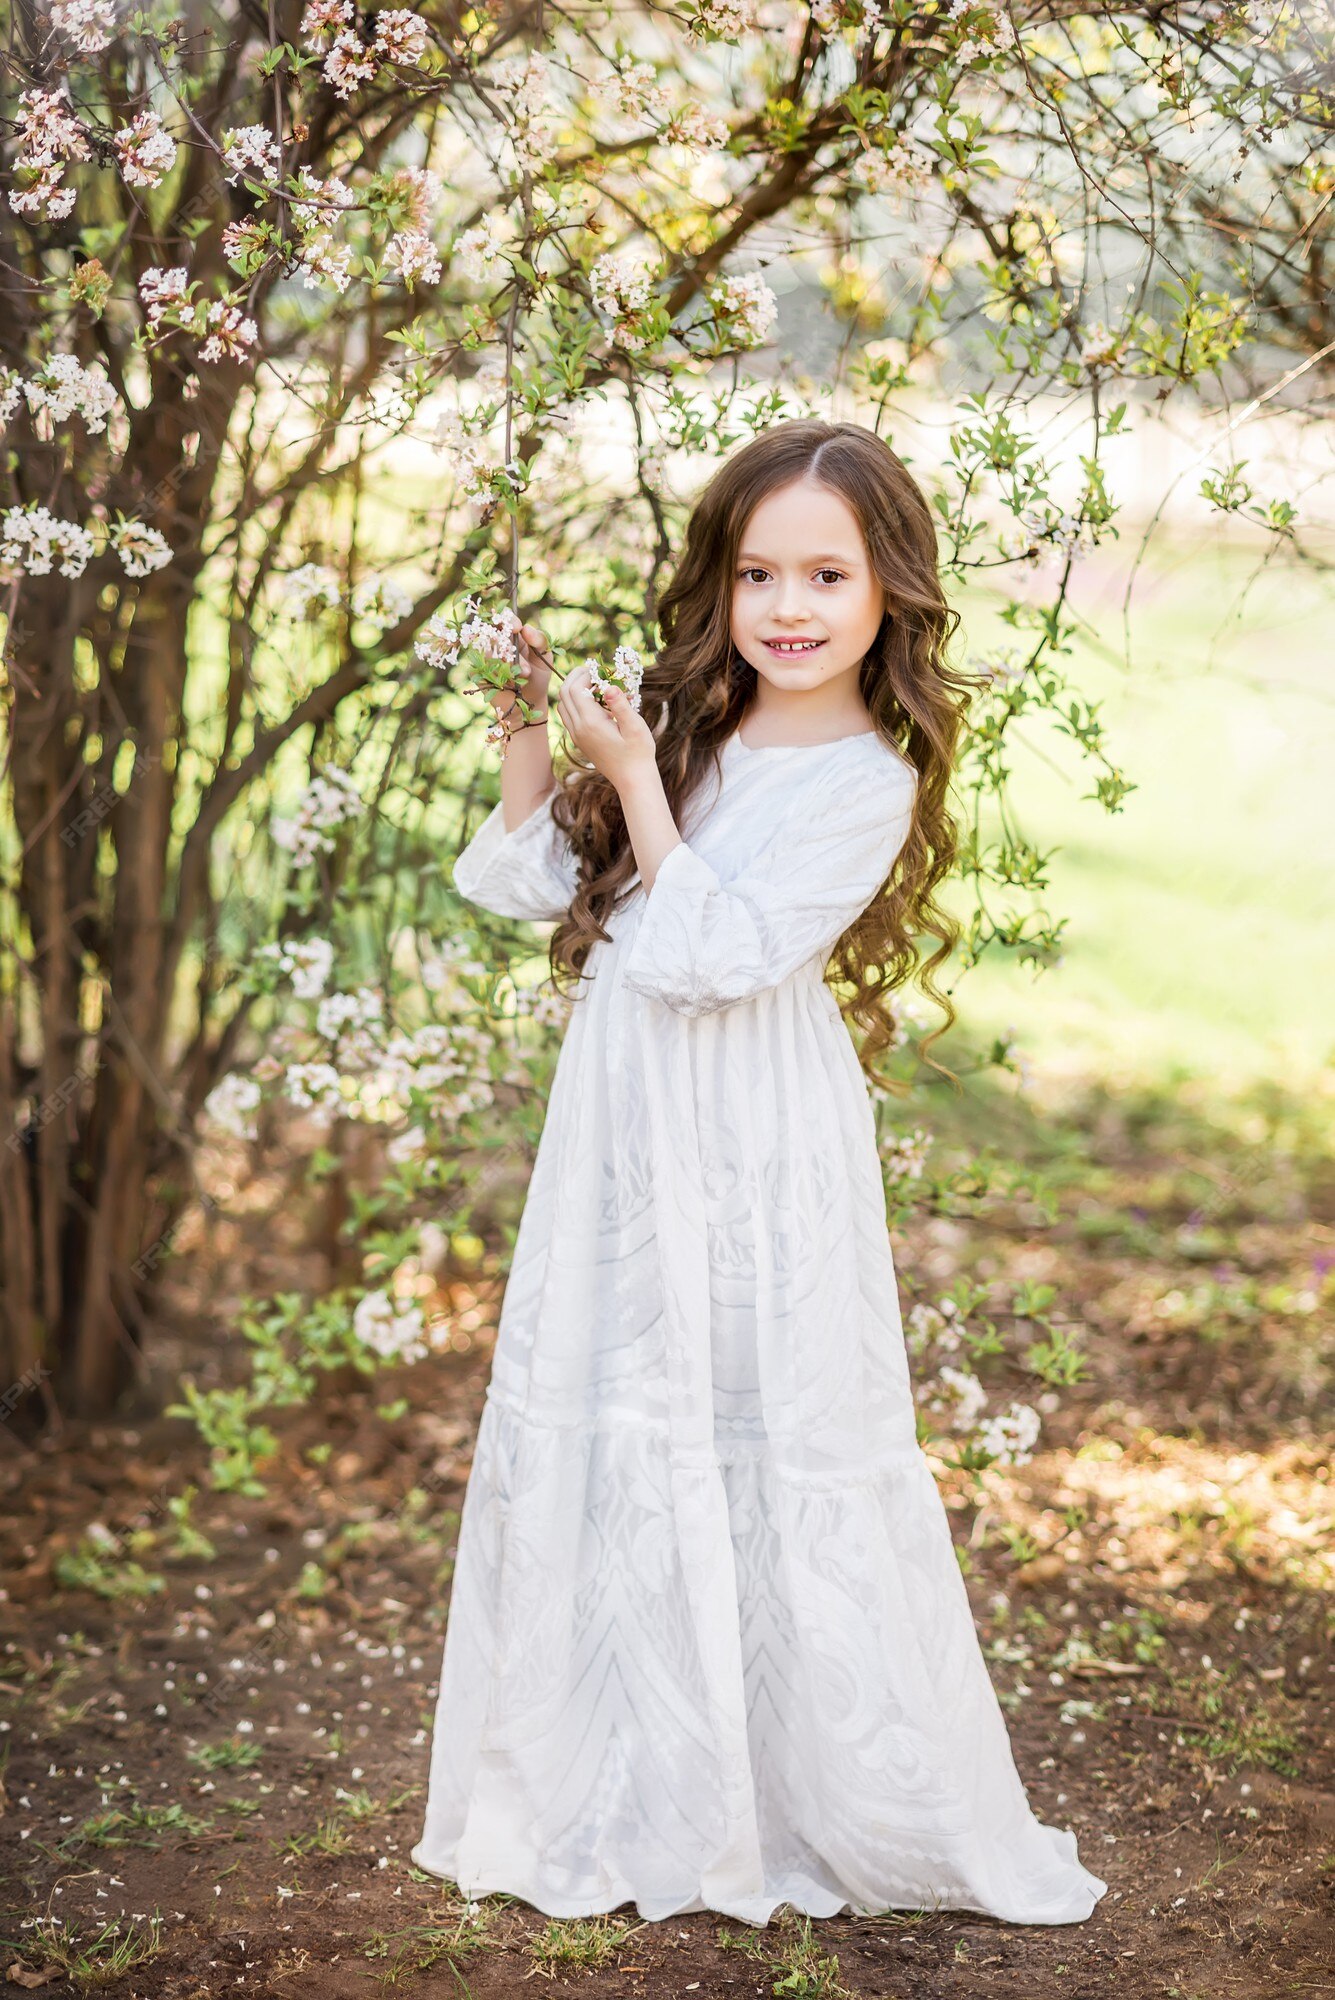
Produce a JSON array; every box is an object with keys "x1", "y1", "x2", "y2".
[{"x1": 556, "y1": 662, "x2": 659, "y2": 792}]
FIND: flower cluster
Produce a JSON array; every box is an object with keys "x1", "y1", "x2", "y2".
[
  {"x1": 664, "y1": 103, "x2": 730, "y2": 150},
  {"x1": 941, "y1": 0, "x2": 1018, "y2": 65},
  {"x1": 976, "y1": 1400, "x2": 1042, "y2": 1466},
  {"x1": 709, "y1": 272, "x2": 778, "y2": 348},
  {"x1": 880, "y1": 1125, "x2": 931, "y2": 1182},
  {"x1": 49, "y1": 0, "x2": 119, "y2": 52},
  {"x1": 414, "y1": 598, "x2": 521, "y2": 673},
  {"x1": 14, "y1": 354, "x2": 119, "y2": 435},
  {"x1": 492, "y1": 51, "x2": 558, "y2": 170},
  {"x1": 687, "y1": 0, "x2": 760, "y2": 37},
  {"x1": 109, "y1": 520, "x2": 173, "y2": 577},
  {"x1": 256, "y1": 937, "x2": 336, "y2": 999},
  {"x1": 299, "y1": 0, "x2": 430, "y2": 98},
  {"x1": 453, "y1": 211, "x2": 515, "y2": 280},
  {"x1": 9, "y1": 86, "x2": 91, "y2": 221},
  {"x1": 590, "y1": 249, "x2": 661, "y2": 352},
  {"x1": 202, "y1": 1072, "x2": 263, "y2": 1142},
  {"x1": 1077, "y1": 321, "x2": 1130, "y2": 373},
  {"x1": 386, "y1": 228, "x2": 441, "y2": 289},
  {"x1": 221, "y1": 124, "x2": 282, "y2": 188},
  {"x1": 351, "y1": 573, "x2": 415, "y2": 629},
  {"x1": 272, "y1": 768, "x2": 364, "y2": 866},
  {"x1": 430, "y1": 414, "x2": 492, "y2": 496},
  {"x1": 998, "y1": 506, "x2": 1099, "y2": 567},
  {"x1": 587, "y1": 644, "x2": 644, "y2": 713},
  {"x1": 352, "y1": 1290, "x2": 428, "y2": 1364},
  {"x1": 853, "y1": 132, "x2": 937, "y2": 195},
  {"x1": 595, "y1": 58, "x2": 671, "y2": 127},
  {"x1": 0, "y1": 503, "x2": 169, "y2": 582},
  {"x1": 113, "y1": 110, "x2": 178, "y2": 190},
  {"x1": 283, "y1": 562, "x2": 343, "y2": 616}
]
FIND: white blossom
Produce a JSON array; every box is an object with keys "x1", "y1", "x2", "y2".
[
  {"x1": 203, "y1": 1073, "x2": 262, "y2": 1141},
  {"x1": 284, "y1": 1061, "x2": 344, "y2": 1113},
  {"x1": 109, "y1": 520, "x2": 173, "y2": 576},
  {"x1": 492, "y1": 51, "x2": 558, "y2": 168},
  {"x1": 710, "y1": 271, "x2": 777, "y2": 347},
  {"x1": 49, "y1": 0, "x2": 120, "y2": 52},
  {"x1": 587, "y1": 643, "x2": 643, "y2": 713},
  {"x1": 139, "y1": 265, "x2": 191, "y2": 324},
  {"x1": 689, "y1": 0, "x2": 759, "y2": 36},
  {"x1": 415, "y1": 598, "x2": 521, "y2": 672},
  {"x1": 283, "y1": 562, "x2": 342, "y2": 616},
  {"x1": 323, "y1": 29, "x2": 378, "y2": 99},
  {"x1": 258, "y1": 936, "x2": 335, "y2": 998},
  {"x1": 273, "y1": 769, "x2": 363, "y2": 866},
  {"x1": 351, "y1": 574, "x2": 415, "y2": 629},
  {"x1": 0, "y1": 504, "x2": 96, "y2": 581},
  {"x1": 352, "y1": 1290, "x2": 428, "y2": 1365},
  {"x1": 113, "y1": 110, "x2": 178, "y2": 189},
  {"x1": 197, "y1": 301, "x2": 260, "y2": 366},
  {"x1": 299, "y1": 0, "x2": 352, "y2": 50},
  {"x1": 9, "y1": 86, "x2": 91, "y2": 219},
  {"x1": 977, "y1": 1400, "x2": 1042, "y2": 1467},
  {"x1": 22, "y1": 354, "x2": 119, "y2": 434},
  {"x1": 428, "y1": 415, "x2": 492, "y2": 496},
  {"x1": 316, "y1": 986, "x2": 382, "y2": 1043},
  {"x1": 386, "y1": 228, "x2": 441, "y2": 289},
  {"x1": 221, "y1": 125, "x2": 282, "y2": 188},
  {"x1": 373, "y1": 8, "x2": 429, "y2": 63},
  {"x1": 664, "y1": 102, "x2": 730, "y2": 150},
  {"x1": 452, "y1": 212, "x2": 514, "y2": 280}
]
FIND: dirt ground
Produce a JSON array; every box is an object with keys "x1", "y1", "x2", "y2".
[{"x1": 1, "y1": 1076, "x2": 1332, "y2": 1999}]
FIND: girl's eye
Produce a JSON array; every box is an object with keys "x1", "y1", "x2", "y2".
[
  {"x1": 816, "y1": 568, "x2": 846, "y2": 585},
  {"x1": 735, "y1": 568, "x2": 851, "y2": 584}
]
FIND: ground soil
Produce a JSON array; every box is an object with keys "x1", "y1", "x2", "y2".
[{"x1": 1, "y1": 1077, "x2": 1331, "y2": 1999}]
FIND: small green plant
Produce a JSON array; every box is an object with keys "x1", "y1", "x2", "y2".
[
  {"x1": 0, "y1": 1914, "x2": 165, "y2": 1990},
  {"x1": 53, "y1": 1535, "x2": 164, "y2": 1602},
  {"x1": 365, "y1": 1902, "x2": 492, "y2": 1987},
  {"x1": 717, "y1": 1915, "x2": 855, "y2": 1998},
  {"x1": 62, "y1": 1801, "x2": 209, "y2": 1853},
  {"x1": 525, "y1": 1915, "x2": 642, "y2": 1974},
  {"x1": 189, "y1": 1735, "x2": 264, "y2": 1771}
]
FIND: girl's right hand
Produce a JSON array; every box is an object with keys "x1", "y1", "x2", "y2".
[{"x1": 488, "y1": 622, "x2": 554, "y2": 720}]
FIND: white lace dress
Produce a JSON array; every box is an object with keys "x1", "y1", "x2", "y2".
[{"x1": 412, "y1": 726, "x2": 1108, "y2": 1929}]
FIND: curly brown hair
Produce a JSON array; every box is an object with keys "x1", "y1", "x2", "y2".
[{"x1": 544, "y1": 417, "x2": 976, "y2": 1091}]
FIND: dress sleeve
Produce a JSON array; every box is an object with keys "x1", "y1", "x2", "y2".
[
  {"x1": 451, "y1": 787, "x2": 579, "y2": 922},
  {"x1": 620, "y1": 752, "x2": 917, "y2": 1017}
]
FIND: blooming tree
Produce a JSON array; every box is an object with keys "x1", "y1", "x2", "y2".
[{"x1": 0, "y1": 0, "x2": 1329, "y2": 1413}]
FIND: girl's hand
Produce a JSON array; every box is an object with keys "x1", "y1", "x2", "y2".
[
  {"x1": 487, "y1": 623, "x2": 554, "y2": 725},
  {"x1": 556, "y1": 661, "x2": 658, "y2": 792}
]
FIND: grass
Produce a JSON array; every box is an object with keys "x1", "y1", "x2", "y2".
[
  {"x1": 61, "y1": 1801, "x2": 209, "y2": 1853},
  {"x1": 717, "y1": 1914, "x2": 856, "y2": 1998},
  {"x1": 947, "y1": 536, "x2": 1335, "y2": 1089},
  {"x1": 365, "y1": 1902, "x2": 493, "y2": 1987},
  {"x1": 188, "y1": 1735, "x2": 264, "y2": 1771},
  {"x1": 525, "y1": 1915, "x2": 643, "y2": 1975},
  {"x1": 275, "y1": 1784, "x2": 417, "y2": 1859},
  {"x1": 0, "y1": 1915, "x2": 165, "y2": 1991}
]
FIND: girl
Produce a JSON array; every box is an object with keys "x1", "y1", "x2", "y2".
[{"x1": 412, "y1": 419, "x2": 1108, "y2": 1929}]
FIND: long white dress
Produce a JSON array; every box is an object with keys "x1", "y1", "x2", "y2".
[{"x1": 413, "y1": 725, "x2": 1108, "y2": 1928}]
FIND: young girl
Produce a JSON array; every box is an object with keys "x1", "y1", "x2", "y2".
[{"x1": 412, "y1": 419, "x2": 1108, "y2": 1929}]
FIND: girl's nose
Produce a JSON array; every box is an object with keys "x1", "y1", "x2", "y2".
[{"x1": 773, "y1": 576, "x2": 811, "y2": 619}]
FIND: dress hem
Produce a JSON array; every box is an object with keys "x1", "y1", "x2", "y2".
[{"x1": 409, "y1": 1843, "x2": 1109, "y2": 1931}]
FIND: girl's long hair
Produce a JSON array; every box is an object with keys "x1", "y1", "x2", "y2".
[{"x1": 542, "y1": 418, "x2": 976, "y2": 1091}]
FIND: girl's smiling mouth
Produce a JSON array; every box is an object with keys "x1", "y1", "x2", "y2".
[{"x1": 762, "y1": 637, "x2": 827, "y2": 655}]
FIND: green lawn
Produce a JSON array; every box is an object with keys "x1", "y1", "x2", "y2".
[{"x1": 946, "y1": 534, "x2": 1335, "y2": 1090}]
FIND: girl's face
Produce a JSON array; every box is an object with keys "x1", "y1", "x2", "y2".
[{"x1": 730, "y1": 476, "x2": 887, "y2": 699}]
